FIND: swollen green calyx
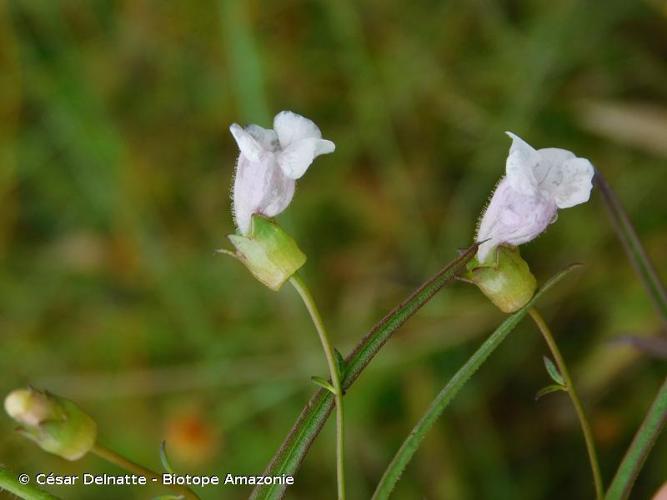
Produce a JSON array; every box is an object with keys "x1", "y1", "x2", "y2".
[
  {"x1": 225, "y1": 215, "x2": 307, "y2": 291},
  {"x1": 466, "y1": 245, "x2": 537, "y2": 313}
]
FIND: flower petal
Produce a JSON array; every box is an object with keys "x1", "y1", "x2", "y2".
[
  {"x1": 230, "y1": 124, "x2": 263, "y2": 162},
  {"x1": 505, "y1": 132, "x2": 541, "y2": 195},
  {"x1": 476, "y1": 177, "x2": 557, "y2": 262},
  {"x1": 245, "y1": 124, "x2": 279, "y2": 151},
  {"x1": 261, "y1": 168, "x2": 296, "y2": 217},
  {"x1": 550, "y1": 157, "x2": 594, "y2": 208},
  {"x1": 531, "y1": 148, "x2": 594, "y2": 208},
  {"x1": 534, "y1": 148, "x2": 575, "y2": 186},
  {"x1": 274, "y1": 111, "x2": 322, "y2": 147},
  {"x1": 233, "y1": 152, "x2": 297, "y2": 235},
  {"x1": 277, "y1": 138, "x2": 335, "y2": 179},
  {"x1": 315, "y1": 139, "x2": 336, "y2": 155},
  {"x1": 232, "y1": 155, "x2": 267, "y2": 235}
]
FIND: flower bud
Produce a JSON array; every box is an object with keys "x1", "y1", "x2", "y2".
[
  {"x1": 4, "y1": 388, "x2": 97, "y2": 461},
  {"x1": 466, "y1": 245, "x2": 537, "y2": 313},
  {"x1": 225, "y1": 215, "x2": 306, "y2": 291}
]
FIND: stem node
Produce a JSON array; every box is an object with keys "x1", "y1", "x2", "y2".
[{"x1": 290, "y1": 275, "x2": 346, "y2": 500}]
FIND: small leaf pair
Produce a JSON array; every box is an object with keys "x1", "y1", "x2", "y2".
[
  {"x1": 311, "y1": 349, "x2": 347, "y2": 394},
  {"x1": 535, "y1": 356, "x2": 567, "y2": 400}
]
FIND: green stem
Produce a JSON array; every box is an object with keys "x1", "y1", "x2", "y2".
[
  {"x1": 528, "y1": 308, "x2": 604, "y2": 500},
  {"x1": 91, "y1": 444, "x2": 198, "y2": 499},
  {"x1": 370, "y1": 265, "x2": 578, "y2": 499},
  {"x1": 250, "y1": 243, "x2": 478, "y2": 500},
  {"x1": 289, "y1": 275, "x2": 346, "y2": 500},
  {"x1": 0, "y1": 467, "x2": 59, "y2": 500},
  {"x1": 605, "y1": 376, "x2": 667, "y2": 500}
]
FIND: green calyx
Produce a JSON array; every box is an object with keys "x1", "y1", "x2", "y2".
[
  {"x1": 466, "y1": 245, "x2": 537, "y2": 313},
  {"x1": 5, "y1": 388, "x2": 97, "y2": 461},
  {"x1": 225, "y1": 215, "x2": 307, "y2": 291}
]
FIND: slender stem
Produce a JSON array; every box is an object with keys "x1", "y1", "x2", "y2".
[
  {"x1": 289, "y1": 274, "x2": 346, "y2": 500},
  {"x1": 251, "y1": 244, "x2": 477, "y2": 500},
  {"x1": 91, "y1": 444, "x2": 198, "y2": 500},
  {"x1": 606, "y1": 376, "x2": 667, "y2": 500},
  {"x1": 528, "y1": 308, "x2": 604, "y2": 500},
  {"x1": 368, "y1": 266, "x2": 578, "y2": 499},
  {"x1": 0, "y1": 466, "x2": 59, "y2": 500}
]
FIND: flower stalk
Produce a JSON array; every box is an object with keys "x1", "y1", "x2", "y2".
[
  {"x1": 90, "y1": 443, "x2": 198, "y2": 500},
  {"x1": 528, "y1": 308, "x2": 603, "y2": 500},
  {"x1": 250, "y1": 244, "x2": 477, "y2": 500},
  {"x1": 370, "y1": 266, "x2": 579, "y2": 499},
  {"x1": 289, "y1": 274, "x2": 346, "y2": 500}
]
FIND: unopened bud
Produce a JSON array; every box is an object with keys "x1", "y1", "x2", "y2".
[
  {"x1": 466, "y1": 245, "x2": 537, "y2": 313},
  {"x1": 4, "y1": 388, "x2": 97, "y2": 461},
  {"x1": 224, "y1": 215, "x2": 306, "y2": 291},
  {"x1": 5, "y1": 389, "x2": 57, "y2": 427}
]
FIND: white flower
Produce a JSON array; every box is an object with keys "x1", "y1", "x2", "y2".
[
  {"x1": 476, "y1": 132, "x2": 594, "y2": 262},
  {"x1": 230, "y1": 111, "x2": 335, "y2": 235}
]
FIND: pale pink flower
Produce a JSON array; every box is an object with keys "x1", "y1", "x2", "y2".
[
  {"x1": 230, "y1": 111, "x2": 335, "y2": 235},
  {"x1": 476, "y1": 132, "x2": 594, "y2": 262}
]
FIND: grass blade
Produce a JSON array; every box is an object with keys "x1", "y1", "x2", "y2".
[
  {"x1": 594, "y1": 168, "x2": 667, "y2": 324},
  {"x1": 218, "y1": 0, "x2": 270, "y2": 123},
  {"x1": 249, "y1": 243, "x2": 478, "y2": 500},
  {"x1": 595, "y1": 169, "x2": 667, "y2": 499},
  {"x1": 0, "y1": 466, "x2": 59, "y2": 500},
  {"x1": 371, "y1": 265, "x2": 580, "y2": 500},
  {"x1": 605, "y1": 376, "x2": 667, "y2": 500}
]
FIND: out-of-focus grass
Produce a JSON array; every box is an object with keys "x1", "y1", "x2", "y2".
[{"x1": 0, "y1": 0, "x2": 665, "y2": 498}]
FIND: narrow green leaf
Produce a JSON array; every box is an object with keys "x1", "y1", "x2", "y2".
[
  {"x1": 535, "y1": 384, "x2": 566, "y2": 401},
  {"x1": 595, "y1": 170, "x2": 667, "y2": 499},
  {"x1": 595, "y1": 169, "x2": 667, "y2": 324},
  {"x1": 250, "y1": 243, "x2": 478, "y2": 500},
  {"x1": 371, "y1": 265, "x2": 579, "y2": 500},
  {"x1": 543, "y1": 356, "x2": 565, "y2": 386},
  {"x1": 606, "y1": 376, "x2": 667, "y2": 500},
  {"x1": 334, "y1": 348, "x2": 347, "y2": 381},
  {"x1": 160, "y1": 441, "x2": 175, "y2": 474},
  {"x1": 0, "y1": 466, "x2": 60, "y2": 499},
  {"x1": 310, "y1": 376, "x2": 336, "y2": 395}
]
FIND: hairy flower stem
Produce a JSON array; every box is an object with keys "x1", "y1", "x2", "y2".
[
  {"x1": 290, "y1": 275, "x2": 346, "y2": 500},
  {"x1": 528, "y1": 308, "x2": 603, "y2": 500},
  {"x1": 91, "y1": 444, "x2": 198, "y2": 499}
]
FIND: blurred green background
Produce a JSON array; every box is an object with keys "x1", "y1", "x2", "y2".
[{"x1": 1, "y1": 0, "x2": 666, "y2": 498}]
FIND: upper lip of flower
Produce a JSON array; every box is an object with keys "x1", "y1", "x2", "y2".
[
  {"x1": 504, "y1": 131, "x2": 594, "y2": 208},
  {"x1": 230, "y1": 111, "x2": 336, "y2": 179}
]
